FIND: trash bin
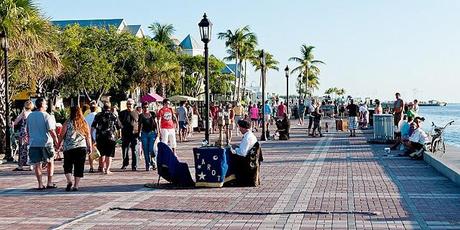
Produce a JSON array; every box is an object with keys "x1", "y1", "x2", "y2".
[{"x1": 373, "y1": 114, "x2": 394, "y2": 140}]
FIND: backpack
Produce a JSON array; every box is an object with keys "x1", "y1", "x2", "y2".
[{"x1": 95, "y1": 112, "x2": 118, "y2": 141}]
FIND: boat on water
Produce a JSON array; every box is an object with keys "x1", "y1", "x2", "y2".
[{"x1": 419, "y1": 100, "x2": 447, "y2": 106}]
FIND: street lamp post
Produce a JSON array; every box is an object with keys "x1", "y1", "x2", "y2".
[
  {"x1": 1, "y1": 31, "x2": 13, "y2": 162},
  {"x1": 284, "y1": 65, "x2": 289, "y2": 116},
  {"x1": 260, "y1": 50, "x2": 267, "y2": 141},
  {"x1": 198, "y1": 13, "x2": 212, "y2": 143}
]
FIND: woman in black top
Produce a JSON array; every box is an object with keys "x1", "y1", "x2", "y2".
[{"x1": 138, "y1": 102, "x2": 158, "y2": 171}]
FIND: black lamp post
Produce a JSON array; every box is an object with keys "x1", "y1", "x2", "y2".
[
  {"x1": 260, "y1": 50, "x2": 267, "y2": 141},
  {"x1": 1, "y1": 31, "x2": 12, "y2": 162},
  {"x1": 284, "y1": 65, "x2": 290, "y2": 115},
  {"x1": 198, "y1": 13, "x2": 212, "y2": 143}
]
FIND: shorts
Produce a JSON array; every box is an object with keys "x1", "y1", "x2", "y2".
[
  {"x1": 264, "y1": 115, "x2": 271, "y2": 122},
  {"x1": 160, "y1": 128, "x2": 177, "y2": 148},
  {"x1": 29, "y1": 146, "x2": 55, "y2": 164},
  {"x1": 348, "y1": 116, "x2": 358, "y2": 130},
  {"x1": 234, "y1": 115, "x2": 242, "y2": 124},
  {"x1": 179, "y1": 121, "x2": 187, "y2": 130},
  {"x1": 251, "y1": 118, "x2": 258, "y2": 121},
  {"x1": 96, "y1": 138, "x2": 116, "y2": 157}
]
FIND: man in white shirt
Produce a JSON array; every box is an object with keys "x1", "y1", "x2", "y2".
[
  {"x1": 229, "y1": 119, "x2": 261, "y2": 187},
  {"x1": 404, "y1": 117, "x2": 429, "y2": 158},
  {"x1": 231, "y1": 120, "x2": 258, "y2": 157}
]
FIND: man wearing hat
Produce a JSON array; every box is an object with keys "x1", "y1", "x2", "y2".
[{"x1": 231, "y1": 120, "x2": 257, "y2": 157}]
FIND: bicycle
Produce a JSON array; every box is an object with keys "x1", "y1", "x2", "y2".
[{"x1": 428, "y1": 120, "x2": 454, "y2": 154}]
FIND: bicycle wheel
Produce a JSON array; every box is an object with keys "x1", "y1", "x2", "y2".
[
  {"x1": 441, "y1": 141, "x2": 446, "y2": 154},
  {"x1": 432, "y1": 140, "x2": 438, "y2": 153}
]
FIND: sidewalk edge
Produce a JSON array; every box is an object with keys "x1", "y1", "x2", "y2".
[{"x1": 424, "y1": 152, "x2": 460, "y2": 186}]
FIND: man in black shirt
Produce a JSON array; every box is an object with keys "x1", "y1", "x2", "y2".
[
  {"x1": 346, "y1": 99, "x2": 359, "y2": 137},
  {"x1": 118, "y1": 99, "x2": 139, "y2": 170}
]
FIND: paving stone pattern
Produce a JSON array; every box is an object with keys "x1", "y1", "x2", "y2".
[{"x1": 0, "y1": 122, "x2": 459, "y2": 229}]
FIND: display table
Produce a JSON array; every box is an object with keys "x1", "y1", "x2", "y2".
[{"x1": 193, "y1": 146, "x2": 235, "y2": 187}]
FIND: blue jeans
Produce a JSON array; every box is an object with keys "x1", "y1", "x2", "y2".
[{"x1": 141, "y1": 131, "x2": 157, "y2": 169}]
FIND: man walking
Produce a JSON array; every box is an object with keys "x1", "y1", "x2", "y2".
[
  {"x1": 27, "y1": 98, "x2": 59, "y2": 189},
  {"x1": 158, "y1": 99, "x2": 178, "y2": 153},
  {"x1": 346, "y1": 99, "x2": 359, "y2": 137},
  {"x1": 307, "y1": 99, "x2": 316, "y2": 135},
  {"x1": 177, "y1": 101, "x2": 188, "y2": 142},
  {"x1": 119, "y1": 99, "x2": 139, "y2": 171}
]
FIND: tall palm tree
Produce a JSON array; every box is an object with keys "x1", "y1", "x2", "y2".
[
  {"x1": 0, "y1": 0, "x2": 61, "y2": 154},
  {"x1": 218, "y1": 25, "x2": 257, "y2": 101},
  {"x1": 251, "y1": 50, "x2": 279, "y2": 94},
  {"x1": 289, "y1": 44, "x2": 324, "y2": 97},
  {"x1": 148, "y1": 22, "x2": 176, "y2": 50}
]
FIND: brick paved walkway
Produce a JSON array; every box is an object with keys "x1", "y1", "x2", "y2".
[{"x1": 1, "y1": 122, "x2": 460, "y2": 229}]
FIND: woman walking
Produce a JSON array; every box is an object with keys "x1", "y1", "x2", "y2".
[
  {"x1": 92, "y1": 102, "x2": 120, "y2": 175},
  {"x1": 250, "y1": 103, "x2": 259, "y2": 132},
  {"x1": 138, "y1": 102, "x2": 158, "y2": 171},
  {"x1": 57, "y1": 107, "x2": 92, "y2": 191},
  {"x1": 13, "y1": 101, "x2": 34, "y2": 171}
]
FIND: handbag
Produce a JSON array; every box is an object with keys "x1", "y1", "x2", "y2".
[{"x1": 90, "y1": 144, "x2": 101, "y2": 160}]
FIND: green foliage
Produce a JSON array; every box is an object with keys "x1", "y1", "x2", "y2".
[
  {"x1": 57, "y1": 25, "x2": 147, "y2": 101},
  {"x1": 289, "y1": 45, "x2": 325, "y2": 96},
  {"x1": 178, "y1": 54, "x2": 233, "y2": 97},
  {"x1": 54, "y1": 108, "x2": 69, "y2": 124}
]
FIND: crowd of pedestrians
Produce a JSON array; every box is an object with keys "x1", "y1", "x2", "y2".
[{"x1": 8, "y1": 91, "x2": 434, "y2": 190}]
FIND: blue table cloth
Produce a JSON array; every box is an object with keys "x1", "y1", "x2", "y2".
[{"x1": 193, "y1": 147, "x2": 235, "y2": 187}]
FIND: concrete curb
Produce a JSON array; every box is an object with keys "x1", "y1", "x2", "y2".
[{"x1": 424, "y1": 152, "x2": 460, "y2": 186}]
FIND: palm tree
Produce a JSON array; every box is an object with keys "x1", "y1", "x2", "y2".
[
  {"x1": 218, "y1": 25, "x2": 257, "y2": 101},
  {"x1": 251, "y1": 50, "x2": 279, "y2": 98},
  {"x1": 0, "y1": 0, "x2": 61, "y2": 154},
  {"x1": 289, "y1": 44, "x2": 324, "y2": 97},
  {"x1": 148, "y1": 22, "x2": 176, "y2": 50}
]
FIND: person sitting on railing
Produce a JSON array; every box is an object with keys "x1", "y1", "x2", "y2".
[
  {"x1": 391, "y1": 115, "x2": 413, "y2": 151},
  {"x1": 404, "y1": 117, "x2": 429, "y2": 158}
]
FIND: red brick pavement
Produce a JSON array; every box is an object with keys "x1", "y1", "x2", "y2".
[{"x1": 0, "y1": 122, "x2": 459, "y2": 229}]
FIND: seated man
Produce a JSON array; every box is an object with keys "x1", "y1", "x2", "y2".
[
  {"x1": 404, "y1": 117, "x2": 429, "y2": 158},
  {"x1": 229, "y1": 120, "x2": 262, "y2": 186},
  {"x1": 391, "y1": 115, "x2": 412, "y2": 151},
  {"x1": 276, "y1": 113, "x2": 290, "y2": 140}
]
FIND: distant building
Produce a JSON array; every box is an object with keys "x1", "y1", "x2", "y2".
[
  {"x1": 179, "y1": 34, "x2": 204, "y2": 56},
  {"x1": 51, "y1": 18, "x2": 145, "y2": 38}
]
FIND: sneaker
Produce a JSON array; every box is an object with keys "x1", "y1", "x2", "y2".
[{"x1": 412, "y1": 148, "x2": 424, "y2": 158}]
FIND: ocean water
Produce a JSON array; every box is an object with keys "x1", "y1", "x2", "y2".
[{"x1": 418, "y1": 103, "x2": 460, "y2": 148}]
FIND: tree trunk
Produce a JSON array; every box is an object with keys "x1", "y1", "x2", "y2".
[
  {"x1": 0, "y1": 75, "x2": 6, "y2": 155},
  {"x1": 243, "y1": 60, "x2": 248, "y2": 101},
  {"x1": 233, "y1": 53, "x2": 239, "y2": 101}
]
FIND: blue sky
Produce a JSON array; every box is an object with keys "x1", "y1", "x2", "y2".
[{"x1": 38, "y1": 0, "x2": 460, "y2": 102}]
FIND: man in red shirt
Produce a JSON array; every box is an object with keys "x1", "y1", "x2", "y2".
[
  {"x1": 277, "y1": 102, "x2": 287, "y2": 119},
  {"x1": 157, "y1": 99, "x2": 178, "y2": 153}
]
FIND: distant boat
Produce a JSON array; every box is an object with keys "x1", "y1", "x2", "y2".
[{"x1": 419, "y1": 100, "x2": 447, "y2": 106}]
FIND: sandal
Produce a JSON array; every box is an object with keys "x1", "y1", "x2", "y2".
[
  {"x1": 36, "y1": 186, "x2": 46, "y2": 190},
  {"x1": 72, "y1": 187, "x2": 79, "y2": 191},
  {"x1": 89, "y1": 168, "x2": 95, "y2": 173},
  {"x1": 66, "y1": 182, "x2": 73, "y2": 192},
  {"x1": 46, "y1": 184, "x2": 58, "y2": 189}
]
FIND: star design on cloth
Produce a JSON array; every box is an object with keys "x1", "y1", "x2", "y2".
[
  {"x1": 198, "y1": 172, "x2": 206, "y2": 181},
  {"x1": 197, "y1": 165, "x2": 202, "y2": 169}
]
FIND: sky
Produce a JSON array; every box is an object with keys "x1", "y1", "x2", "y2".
[{"x1": 37, "y1": 0, "x2": 460, "y2": 103}]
